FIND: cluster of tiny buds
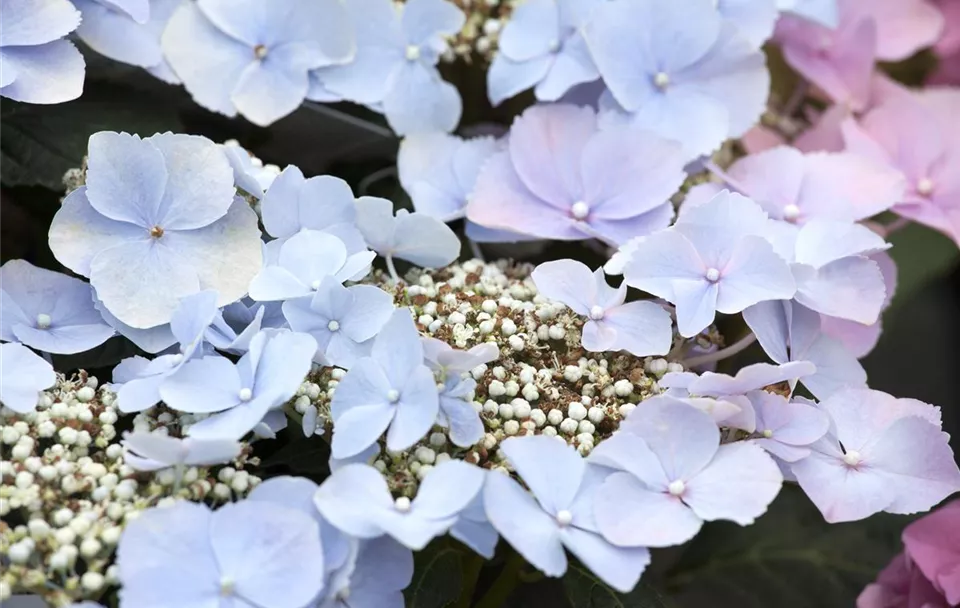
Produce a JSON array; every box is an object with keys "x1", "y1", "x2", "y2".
[
  {"x1": 441, "y1": 0, "x2": 513, "y2": 62},
  {"x1": 0, "y1": 375, "x2": 260, "y2": 606}
]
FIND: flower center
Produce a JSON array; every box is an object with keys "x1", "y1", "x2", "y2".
[
  {"x1": 555, "y1": 509, "x2": 573, "y2": 526},
  {"x1": 548, "y1": 39, "x2": 560, "y2": 53},
  {"x1": 36, "y1": 313, "x2": 52, "y2": 329},
  {"x1": 653, "y1": 71, "x2": 670, "y2": 89},
  {"x1": 219, "y1": 576, "x2": 235, "y2": 597},
  {"x1": 254, "y1": 44, "x2": 268, "y2": 60},
  {"x1": 916, "y1": 177, "x2": 934, "y2": 196},
  {"x1": 149, "y1": 225, "x2": 164, "y2": 238},
  {"x1": 588, "y1": 305, "x2": 605, "y2": 321},
  {"x1": 571, "y1": 201, "x2": 589, "y2": 220},
  {"x1": 336, "y1": 587, "x2": 351, "y2": 601},
  {"x1": 171, "y1": 354, "x2": 184, "y2": 364},
  {"x1": 327, "y1": 320, "x2": 340, "y2": 332},
  {"x1": 843, "y1": 450, "x2": 862, "y2": 467},
  {"x1": 668, "y1": 480, "x2": 685, "y2": 496},
  {"x1": 238, "y1": 388, "x2": 253, "y2": 402},
  {"x1": 783, "y1": 204, "x2": 801, "y2": 222},
  {"x1": 405, "y1": 45, "x2": 421, "y2": 61},
  {"x1": 394, "y1": 496, "x2": 411, "y2": 512},
  {"x1": 311, "y1": 279, "x2": 322, "y2": 290},
  {"x1": 386, "y1": 389, "x2": 400, "y2": 403},
  {"x1": 705, "y1": 267, "x2": 721, "y2": 282},
  {"x1": 761, "y1": 429, "x2": 773, "y2": 438}
]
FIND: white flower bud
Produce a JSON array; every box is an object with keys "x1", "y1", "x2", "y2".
[
  {"x1": 548, "y1": 325, "x2": 566, "y2": 340},
  {"x1": 577, "y1": 420, "x2": 595, "y2": 435},
  {"x1": 415, "y1": 446, "x2": 436, "y2": 464},
  {"x1": 53, "y1": 508, "x2": 73, "y2": 526},
  {"x1": 488, "y1": 380, "x2": 506, "y2": 397},
  {"x1": 76, "y1": 386, "x2": 96, "y2": 402},
  {"x1": 218, "y1": 467, "x2": 236, "y2": 482},
  {"x1": 416, "y1": 464, "x2": 434, "y2": 480},
  {"x1": 69, "y1": 516, "x2": 92, "y2": 536},
  {"x1": 81, "y1": 571, "x2": 105, "y2": 592},
  {"x1": 428, "y1": 319, "x2": 443, "y2": 333},
  {"x1": 429, "y1": 432, "x2": 447, "y2": 447},
  {"x1": 559, "y1": 418, "x2": 579, "y2": 435},
  {"x1": 448, "y1": 311, "x2": 466, "y2": 325},
  {"x1": 613, "y1": 379, "x2": 634, "y2": 397},
  {"x1": 500, "y1": 318, "x2": 517, "y2": 336},
  {"x1": 504, "y1": 380, "x2": 519, "y2": 396},
  {"x1": 49, "y1": 550, "x2": 70, "y2": 570},
  {"x1": 80, "y1": 537, "x2": 102, "y2": 558},
  {"x1": 563, "y1": 365, "x2": 583, "y2": 383},
  {"x1": 54, "y1": 527, "x2": 76, "y2": 546},
  {"x1": 113, "y1": 481, "x2": 136, "y2": 500},
  {"x1": 482, "y1": 299, "x2": 498, "y2": 313},
  {"x1": 521, "y1": 383, "x2": 539, "y2": 401},
  {"x1": 213, "y1": 483, "x2": 232, "y2": 500},
  {"x1": 482, "y1": 433, "x2": 497, "y2": 450},
  {"x1": 504, "y1": 420, "x2": 520, "y2": 435},
  {"x1": 2, "y1": 426, "x2": 21, "y2": 444},
  {"x1": 542, "y1": 426, "x2": 558, "y2": 437},
  {"x1": 587, "y1": 407, "x2": 605, "y2": 424},
  {"x1": 11, "y1": 443, "x2": 32, "y2": 461},
  {"x1": 511, "y1": 399, "x2": 532, "y2": 419},
  {"x1": 37, "y1": 420, "x2": 56, "y2": 437},
  {"x1": 8, "y1": 541, "x2": 32, "y2": 564},
  {"x1": 100, "y1": 526, "x2": 121, "y2": 545},
  {"x1": 529, "y1": 409, "x2": 546, "y2": 427},
  {"x1": 619, "y1": 403, "x2": 637, "y2": 418},
  {"x1": 667, "y1": 362, "x2": 684, "y2": 374},
  {"x1": 508, "y1": 335, "x2": 524, "y2": 351},
  {"x1": 77, "y1": 408, "x2": 94, "y2": 422},
  {"x1": 498, "y1": 403, "x2": 514, "y2": 419},
  {"x1": 546, "y1": 409, "x2": 564, "y2": 425},
  {"x1": 567, "y1": 402, "x2": 587, "y2": 421},
  {"x1": 28, "y1": 519, "x2": 50, "y2": 540},
  {"x1": 231, "y1": 472, "x2": 250, "y2": 493}
]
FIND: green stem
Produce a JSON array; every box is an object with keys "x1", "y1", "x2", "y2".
[
  {"x1": 455, "y1": 553, "x2": 485, "y2": 608},
  {"x1": 474, "y1": 552, "x2": 526, "y2": 608}
]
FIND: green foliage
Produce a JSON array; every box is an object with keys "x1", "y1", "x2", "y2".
[
  {"x1": 564, "y1": 564, "x2": 673, "y2": 608},
  {"x1": 886, "y1": 222, "x2": 959, "y2": 312},
  {"x1": 0, "y1": 89, "x2": 182, "y2": 190},
  {"x1": 662, "y1": 486, "x2": 908, "y2": 608},
  {"x1": 406, "y1": 541, "x2": 465, "y2": 608}
]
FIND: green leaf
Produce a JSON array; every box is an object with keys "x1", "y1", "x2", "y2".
[
  {"x1": 563, "y1": 563, "x2": 672, "y2": 608},
  {"x1": 886, "y1": 222, "x2": 959, "y2": 312},
  {"x1": 663, "y1": 486, "x2": 908, "y2": 608},
  {"x1": 1, "y1": 90, "x2": 182, "y2": 190},
  {"x1": 405, "y1": 541, "x2": 464, "y2": 608}
]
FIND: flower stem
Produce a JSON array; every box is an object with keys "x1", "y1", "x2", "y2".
[
  {"x1": 882, "y1": 216, "x2": 911, "y2": 236},
  {"x1": 683, "y1": 332, "x2": 757, "y2": 368},
  {"x1": 468, "y1": 238, "x2": 485, "y2": 262},
  {"x1": 474, "y1": 552, "x2": 526, "y2": 608},
  {"x1": 385, "y1": 253, "x2": 400, "y2": 283}
]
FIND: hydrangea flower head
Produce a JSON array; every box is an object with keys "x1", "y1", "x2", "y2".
[
  {"x1": 330, "y1": 309, "x2": 439, "y2": 457},
  {"x1": 531, "y1": 259, "x2": 673, "y2": 356},
  {"x1": 121, "y1": 430, "x2": 242, "y2": 472},
  {"x1": 467, "y1": 104, "x2": 686, "y2": 245},
  {"x1": 590, "y1": 398, "x2": 783, "y2": 547},
  {"x1": 856, "y1": 552, "x2": 947, "y2": 608},
  {"x1": 206, "y1": 299, "x2": 286, "y2": 355},
  {"x1": 260, "y1": 167, "x2": 358, "y2": 240},
  {"x1": 421, "y1": 339, "x2": 499, "y2": 376},
  {"x1": 72, "y1": 0, "x2": 181, "y2": 82},
  {"x1": 282, "y1": 276, "x2": 395, "y2": 368},
  {"x1": 355, "y1": 197, "x2": 461, "y2": 269},
  {"x1": 161, "y1": 0, "x2": 354, "y2": 126},
  {"x1": 117, "y1": 500, "x2": 326, "y2": 607},
  {"x1": 791, "y1": 388, "x2": 960, "y2": 523},
  {"x1": 487, "y1": 0, "x2": 602, "y2": 105},
  {"x1": 583, "y1": 0, "x2": 769, "y2": 159},
  {"x1": 662, "y1": 360, "x2": 817, "y2": 398},
  {"x1": 314, "y1": 460, "x2": 484, "y2": 550},
  {"x1": 744, "y1": 300, "x2": 868, "y2": 398},
  {"x1": 313, "y1": 0, "x2": 465, "y2": 134},
  {"x1": 687, "y1": 146, "x2": 906, "y2": 224},
  {"x1": 319, "y1": 536, "x2": 414, "y2": 608},
  {"x1": 160, "y1": 330, "x2": 317, "y2": 439},
  {"x1": 249, "y1": 230, "x2": 375, "y2": 301},
  {"x1": 842, "y1": 95, "x2": 960, "y2": 246},
  {"x1": 0, "y1": 0, "x2": 84, "y2": 104},
  {"x1": 902, "y1": 501, "x2": 960, "y2": 604},
  {"x1": 1, "y1": 260, "x2": 114, "y2": 355},
  {"x1": 746, "y1": 390, "x2": 831, "y2": 462},
  {"x1": 0, "y1": 342, "x2": 56, "y2": 413},
  {"x1": 623, "y1": 191, "x2": 796, "y2": 337},
  {"x1": 48, "y1": 132, "x2": 262, "y2": 329},
  {"x1": 484, "y1": 435, "x2": 651, "y2": 592},
  {"x1": 714, "y1": 0, "x2": 779, "y2": 48}
]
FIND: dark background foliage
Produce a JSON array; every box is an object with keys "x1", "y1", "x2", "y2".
[{"x1": 1, "y1": 49, "x2": 958, "y2": 608}]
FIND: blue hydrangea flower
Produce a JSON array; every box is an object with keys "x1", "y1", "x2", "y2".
[
  {"x1": 260, "y1": 167, "x2": 359, "y2": 240},
  {"x1": 330, "y1": 309, "x2": 439, "y2": 458},
  {"x1": 0, "y1": 342, "x2": 56, "y2": 413},
  {"x1": 249, "y1": 230, "x2": 375, "y2": 302},
  {"x1": 206, "y1": 299, "x2": 286, "y2": 355},
  {"x1": 779, "y1": 0, "x2": 839, "y2": 28},
  {"x1": 743, "y1": 300, "x2": 868, "y2": 399},
  {"x1": 160, "y1": 330, "x2": 317, "y2": 439},
  {"x1": 467, "y1": 104, "x2": 686, "y2": 245},
  {"x1": 436, "y1": 376, "x2": 484, "y2": 448},
  {"x1": 583, "y1": 0, "x2": 769, "y2": 159},
  {"x1": 121, "y1": 430, "x2": 241, "y2": 472},
  {"x1": 161, "y1": 0, "x2": 355, "y2": 126},
  {"x1": 221, "y1": 141, "x2": 280, "y2": 200},
  {"x1": 72, "y1": 0, "x2": 181, "y2": 83},
  {"x1": 660, "y1": 360, "x2": 817, "y2": 401},
  {"x1": 487, "y1": 0, "x2": 603, "y2": 105},
  {"x1": 248, "y1": 476, "x2": 354, "y2": 586},
  {"x1": 112, "y1": 290, "x2": 221, "y2": 413},
  {"x1": 319, "y1": 536, "x2": 414, "y2": 608},
  {"x1": 48, "y1": 132, "x2": 263, "y2": 330},
  {"x1": 0, "y1": 0, "x2": 84, "y2": 104},
  {"x1": 421, "y1": 339, "x2": 500, "y2": 377},
  {"x1": 1, "y1": 259, "x2": 114, "y2": 355},
  {"x1": 622, "y1": 191, "x2": 796, "y2": 337},
  {"x1": 117, "y1": 500, "x2": 326, "y2": 607},
  {"x1": 314, "y1": 460, "x2": 484, "y2": 550},
  {"x1": 745, "y1": 390, "x2": 830, "y2": 462},
  {"x1": 714, "y1": 0, "x2": 780, "y2": 48},
  {"x1": 484, "y1": 436, "x2": 651, "y2": 592},
  {"x1": 355, "y1": 197, "x2": 461, "y2": 277},
  {"x1": 313, "y1": 0, "x2": 465, "y2": 135},
  {"x1": 282, "y1": 276, "x2": 395, "y2": 368},
  {"x1": 450, "y1": 493, "x2": 499, "y2": 558},
  {"x1": 589, "y1": 399, "x2": 782, "y2": 548},
  {"x1": 532, "y1": 259, "x2": 673, "y2": 356}
]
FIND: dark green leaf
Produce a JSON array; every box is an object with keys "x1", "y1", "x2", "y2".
[
  {"x1": 405, "y1": 541, "x2": 464, "y2": 608},
  {"x1": 257, "y1": 429, "x2": 330, "y2": 484},
  {"x1": 563, "y1": 563, "x2": 672, "y2": 608},
  {"x1": 886, "y1": 222, "x2": 959, "y2": 312},
  {"x1": 1, "y1": 91, "x2": 182, "y2": 190},
  {"x1": 663, "y1": 486, "x2": 908, "y2": 608}
]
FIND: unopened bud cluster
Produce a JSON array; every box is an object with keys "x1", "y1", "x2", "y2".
[
  {"x1": 442, "y1": 0, "x2": 512, "y2": 62},
  {"x1": 0, "y1": 374, "x2": 259, "y2": 606}
]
